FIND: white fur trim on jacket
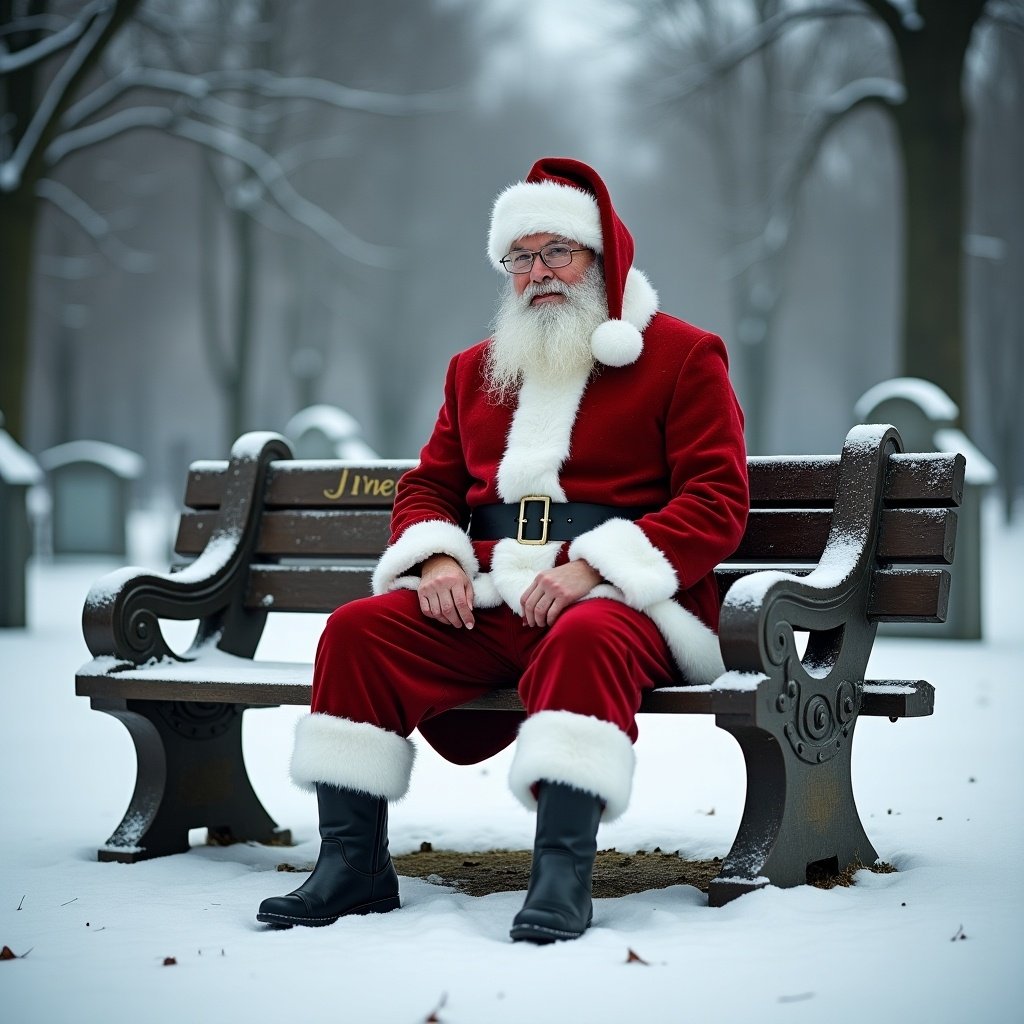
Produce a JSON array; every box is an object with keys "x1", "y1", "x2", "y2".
[
  {"x1": 495, "y1": 370, "x2": 588, "y2": 502},
  {"x1": 488, "y1": 179, "x2": 602, "y2": 267},
  {"x1": 509, "y1": 710, "x2": 636, "y2": 822},
  {"x1": 371, "y1": 518, "x2": 479, "y2": 596},
  {"x1": 290, "y1": 713, "x2": 416, "y2": 799},
  {"x1": 645, "y1": 599, "x2": 726, "y2": 683},
  {"x1": 569, "y1": 519, "x2": 727, "y2": 684},
  {"x1": 568, "y1": 518, "x2": 678, "y2": 610}
]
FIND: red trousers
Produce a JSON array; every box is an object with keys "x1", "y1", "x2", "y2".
[{"x1": 311, "y1": 589, "x2": 679, "y2": 755}]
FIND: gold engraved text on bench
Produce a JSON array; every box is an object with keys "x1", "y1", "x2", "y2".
[{"x1": 323, "y1": 469, "x2": 396, "y2": 500}]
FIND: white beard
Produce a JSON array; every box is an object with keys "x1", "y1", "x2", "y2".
[{"x1": 485, "y1": 262, "x2": 608, "y2": 402}]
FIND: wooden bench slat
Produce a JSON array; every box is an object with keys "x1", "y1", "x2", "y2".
[
  {"x1": 175, "y1": 509, "x2": 393, "y2": 558},
  {"x1": 185, "y1": 461, "x2": 416, "y2": 510},
  {"x1": 876, "y1": 507, "x2": 957, "y2": 564},
  {"x1": 184, "y1": 451, "x2": 965, "y2": 512},
  {"x1": 75, "y1": 669, "x2": 933, "y2": 719},
  {"x1": 246, "y1": 564, "x2": 952, "y2": 621},
  {"x1": 729, "y1": 507, "x2": 956, "y2": 563},
  {"x1": 246, "y1": 565, "x2": 373, "y2": 612},
  {"x1": 177, "y1": 506, "x2": 958, "y2": 564},
  {"x1": 868, "y1": 568, "x2": 951, "y2": 622},
  {"x1": 885, "y1": 451, "x2": 965, "y2": 508}
]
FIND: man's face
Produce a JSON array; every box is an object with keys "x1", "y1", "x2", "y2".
[{"x1": 509, "y1": 233, "x2": 596, "y2": 304}]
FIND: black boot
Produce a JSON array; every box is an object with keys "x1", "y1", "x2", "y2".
[
  {"x1": 510, "y1": 781, "x2": 603, "y2": 943},
  {"x1": 257, "y1": 783, "x2": 400, "y2": 928}
]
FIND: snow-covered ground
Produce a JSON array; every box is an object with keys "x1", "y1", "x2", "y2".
[{"x1": 2, "y1": 500, "x2": 1022, "y2": 1023}]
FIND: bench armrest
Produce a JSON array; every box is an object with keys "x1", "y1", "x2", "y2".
[
  {"x1": 82, "y1": 433, "x2": 293, "y2": 666},
  {"x1": 718, "y1": 424, "x2": 902, "y2": 693}
]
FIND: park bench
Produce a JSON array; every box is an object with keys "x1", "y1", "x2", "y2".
[{"x1": 76, "y1": 424, "x2": 964, "y2": 907}]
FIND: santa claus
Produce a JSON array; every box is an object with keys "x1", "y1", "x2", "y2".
[{"x1": 258, "y1": 157, "x2": 749, "y2": 943}]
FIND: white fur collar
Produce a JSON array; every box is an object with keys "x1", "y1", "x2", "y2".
[{"x1": 496, "y1": 367, "x2": 590, "y2": 501}]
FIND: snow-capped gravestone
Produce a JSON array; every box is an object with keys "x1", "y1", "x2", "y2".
[
  {"x1": 284, "y1": 404, "x2": 380, "y2": 460},
  {"x1": 0, "y1": 412, "x2": 43, "y2": 627},
  {"x1": 38, "y1": 441, "x2": 144, "y2": 558},
  {"x1": 855, "y1": 378, "x2": 996, "y2": 640}
]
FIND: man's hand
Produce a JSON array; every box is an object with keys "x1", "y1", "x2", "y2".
[
  {"x1": 418, "y1": 554, "x2": 476, "y2": 629},
  {"x1": 521, "y1": 559, "x2": 601, "y2": 628}
]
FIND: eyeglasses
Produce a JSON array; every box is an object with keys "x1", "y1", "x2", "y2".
[{"x1": 500, "y1": 242, "x2": 588, "y2": 274}]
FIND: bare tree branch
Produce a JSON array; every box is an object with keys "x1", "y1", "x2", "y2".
[
  {"x1": 167, "y1": 117, "x2": 398, "y2": 267},
  {"x1": 987, "y1": 0, "x2": 1024, "y2": 36},
  {"x1": 859, "y1": 0, "x2": 912, "y2": 37},
  {"x1": 60, "y1": 65, "x2": 458, "y2": 134},
  {"x1": 0, "y1": 15, "x2": 74, "y2": 39},
  {"x1": 725, "y1": 76, "x2": 905, "y2": 279},
  {"x1": 44, "y1": 103, "x2": 396, "y2": 267},
  {"x1": 0, "y1": 1, "x2": 107, "y2": 74},
  {"x1": 35, "y1": 177, "x2": 156, "y2": 271},
  {"x1": 0, "y1": 1, "x2": 120, "y2": 192},
  {"x1": 647, "y1": 1, "x2": 868, "y2": 103}
]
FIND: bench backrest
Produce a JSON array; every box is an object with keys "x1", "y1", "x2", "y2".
[{"x1": 175, "y1": 443, "x2": 964, "y2": 627}]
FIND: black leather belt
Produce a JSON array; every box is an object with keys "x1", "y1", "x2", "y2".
[{"x1": 468, "y1": 497, "x2": 652, "y2": 546}]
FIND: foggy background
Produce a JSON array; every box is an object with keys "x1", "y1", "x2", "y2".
[{"x1": 4, "y1": 0, "x2": 1022, "y2": 515}]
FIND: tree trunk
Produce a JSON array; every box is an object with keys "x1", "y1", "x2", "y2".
[
  {"x1": 229, "y1": 205, "x2": 255, "y2": 444},
  {"x1": 889, "y1": 0, "x2": 987, "y2": 417},
  {"x1": 0, "y1": 0, "x2": 140, "y2": 444},
  {"x1": 0, "y1": 190, "x2": 38, "y2": 442}
]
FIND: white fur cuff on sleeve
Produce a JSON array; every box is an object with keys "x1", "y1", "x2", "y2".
[
  {"x1": 568, "y1": 518, "x2": 678, "y2": 609},
  {"x1": 371, "y1": 519, "x2": 479, "y2": 596}
]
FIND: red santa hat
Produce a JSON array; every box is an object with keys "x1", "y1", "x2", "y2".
[{"x1": 487, "y1": 157, "x2": 658, "y2": 368}]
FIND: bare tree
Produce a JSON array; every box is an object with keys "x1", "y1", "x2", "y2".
[
  {"x1": 629, "y1": 0, "x2": 896, "y2": 449},
  {"x1": 966, "y1": 9, "x2": 1024, "y2": 519},
  {"x1": 0, "y1": 0, "x2": 452, "y2": 445},
  {"x1": 627, "y1": 0, "x2": 996, "y2": 432}
]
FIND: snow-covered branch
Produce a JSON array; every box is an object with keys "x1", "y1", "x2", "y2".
[
  {"x1": 0, "y1": 1, "x2": 107, "y2": 74},
  {"x1": 0, "y1": 14, "x2": 71, "y2": 38},
  {"x1": 61, "y1": 65, "x2": 458, "y2": 134},
  {"x1": 648, "y1": 1, "x2": 867, "y2": 103},
  {"x1": 987, "y1": 0, "x2": 1024, "y2": 36},
  {"x1": 45, "y1": 102, "x2": 395, "y2": 268},
  {"x1": 35, "y1": 178, "x2": 155, "y2": 272},
  {"x1": 0, "y1": 1, "x2": 117, "y2": 193},
  {"x1": 724, "y1": 77, "x2": 905, "y2": 280},
  {"x1": 45, "y1": 104, "x2": 182, "y2": 165},
  {"x1": 169, "y1": 118, "x2": 398, "y2": 268}
]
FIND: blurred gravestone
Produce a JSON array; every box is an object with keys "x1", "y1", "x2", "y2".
[
  {"x1": 855, "y1": 378, "x2": 997, "y2": 640},
  {"x1": 0, "y1": 412, "x2": 43, "y2": 627},
  {"x1": 284, "y1": 405, "x2": 380, "y2": 460},
  {"x1": 38, "y1": 441, "x2": 144, "y2": 558}
]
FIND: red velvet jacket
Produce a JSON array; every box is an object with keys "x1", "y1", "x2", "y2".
[{"x1": 372, "y1": 311, "x2": 749, "y2": 695}]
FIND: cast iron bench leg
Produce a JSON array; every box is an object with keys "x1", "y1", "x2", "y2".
[
  {"x1": 707, "y1": 717, "x2": 877, "y2": 907},
  {"x1": 91, "y1": 697, "x2": 291, "y2": 862}
]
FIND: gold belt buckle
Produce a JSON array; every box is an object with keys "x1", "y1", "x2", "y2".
[{"x1": 517, "y1": 495, "x2": 552, "y2": 545}]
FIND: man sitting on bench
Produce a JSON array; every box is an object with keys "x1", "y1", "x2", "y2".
[{"x1": 257, "y1": 157, "x2": 750, "y2": 942}]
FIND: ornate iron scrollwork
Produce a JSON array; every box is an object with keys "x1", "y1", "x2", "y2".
[
  {"x1": 155, "y1": 701, "x2": 240, "y2": 740},
  {"x1": 780, "y1": 677, "x2": 863, "y2": 764}
]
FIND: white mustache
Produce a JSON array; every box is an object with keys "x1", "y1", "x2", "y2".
[{"x1": 522, "y1": 280, "x2": 570, "y2": 303}]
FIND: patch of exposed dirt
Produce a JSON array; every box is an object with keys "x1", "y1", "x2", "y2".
[{"x1": 278, "y1": 843, "x2": 896, "y2": 897}]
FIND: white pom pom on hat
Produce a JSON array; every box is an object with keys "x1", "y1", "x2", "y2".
[
  {"x1": 488, "y1": 157, "x2": 658, "y2": 367},
  {"x1": 591, "y1": 318, "x2": 644, "y2": 367}
]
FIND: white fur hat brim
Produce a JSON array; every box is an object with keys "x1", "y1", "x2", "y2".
[{"x1": 488, "y1": 179, "x2": 602, "y2": 268}]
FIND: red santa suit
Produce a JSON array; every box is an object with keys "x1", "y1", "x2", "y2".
[{"x1": 289, "y1": 158, "x2": 749, "y2": 822}]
